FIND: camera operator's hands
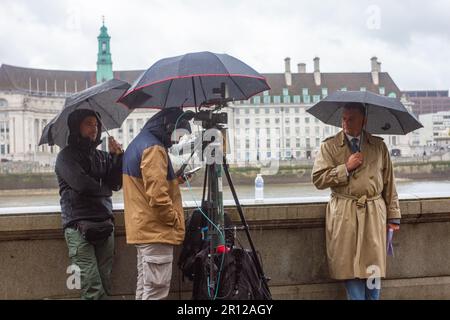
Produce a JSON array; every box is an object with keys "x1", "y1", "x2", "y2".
[{"x1": 177, "y1": 173, "x2": 192, "y2": 185}]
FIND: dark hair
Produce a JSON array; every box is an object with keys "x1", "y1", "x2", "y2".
[{"x1": 343, "y1": 102, "x2": 366, "y2": 116}]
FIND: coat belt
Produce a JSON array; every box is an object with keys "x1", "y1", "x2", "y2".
[{"x1": 331, "y1": 192, "x2": 382, "y2": 208}]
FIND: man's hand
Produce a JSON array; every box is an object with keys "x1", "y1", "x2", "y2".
[
  {"x1": 346, "y1": 152, "x2": 364, "y2": 172},
  {"x1": 108, "y1": 136, "x2": 123, "y2": 155},
  {"x1": 177, "y1": 173, "x2": 192, "y2": 185}
]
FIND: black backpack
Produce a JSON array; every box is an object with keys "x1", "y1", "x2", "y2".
[
  {"x1": 178, "y1": 208, "x2": 234, "y2": 281},
  {"x1": 192, "y1": 247, "x2": 271, "y2": 300}
]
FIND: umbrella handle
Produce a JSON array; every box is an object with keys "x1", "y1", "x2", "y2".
[{"x1": 97, "y1": 116, "x2": 124, "y2": 154}]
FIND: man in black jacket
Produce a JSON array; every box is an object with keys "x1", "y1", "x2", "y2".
[{"x1": 55, "y1": 108, "x2": 123, "y2": 300}]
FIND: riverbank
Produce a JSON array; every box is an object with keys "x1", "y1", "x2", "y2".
[{"x1": 0, "y1": 160, "x2": 449, "y2": 190}]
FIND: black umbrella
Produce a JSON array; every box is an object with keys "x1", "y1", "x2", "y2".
[
  {"x1": 117, "y1": 51, "x2": 270, "y2": 109},
  {"x1": 306, "y1": 90, "x2": 423, "y2": 135},
  {"x1": 39, "y1": 79, "x2": 131, "y2": 148}
]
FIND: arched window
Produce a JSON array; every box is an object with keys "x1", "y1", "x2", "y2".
[
  {"x1": 388, "y1": 92, "x2": 397, "y2": 98},
  {"x1": 0, "y1": 99, "x2": 8, "y2": 107}
]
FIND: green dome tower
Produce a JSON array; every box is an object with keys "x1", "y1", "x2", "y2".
[{"x1": 96, "y1": 17, "x2": 113, "y2": 83}]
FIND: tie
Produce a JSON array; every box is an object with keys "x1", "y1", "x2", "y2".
[{"x1": 351, "y1": 138, "x2": 359, "y2": 153}]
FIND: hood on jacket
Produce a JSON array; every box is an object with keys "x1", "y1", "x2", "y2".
[
  {"x1": 143, "y1": 108, "x2": 192, "y2": 148},
  {"x1": 67, "y1": 108, "x2": 103, "y2": 151}
]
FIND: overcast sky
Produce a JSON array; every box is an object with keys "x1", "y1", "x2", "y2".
[{"x1": 1, "y1": 0, "x2": 449, "y2": 90}]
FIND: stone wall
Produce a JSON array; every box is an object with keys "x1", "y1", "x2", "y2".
[{"x1": 0, "y1": 196, "x2": 449, "y2": 299}]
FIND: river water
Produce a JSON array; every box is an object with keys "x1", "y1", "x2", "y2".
[{"x1": 0, "y1": 179, "x2": 449, "y2": 209}]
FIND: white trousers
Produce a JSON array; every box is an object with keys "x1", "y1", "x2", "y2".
[{"x1": 135, "y1": 243, "x2": 174, "y2": 300}]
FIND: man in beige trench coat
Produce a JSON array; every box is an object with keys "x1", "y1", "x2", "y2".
[{"x1": 312, "y1": 102, "x2": 401, "y2": 300}]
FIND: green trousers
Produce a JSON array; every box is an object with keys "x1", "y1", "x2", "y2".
[{"x1": 64, "y1": 227, "x2": 114, "y2": 300}]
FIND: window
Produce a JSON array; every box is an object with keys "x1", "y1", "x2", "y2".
[
  {"x1": 303, "y1": 95, "x2": 311, "y2": 103},
  {"x1": 285, "y1": 127, "x2": 290, "y2": 135},
  {"x1": 102, "y1": 42, "x2": 106, "y2": 53},
  {"x1": 274, "y1": 107, "x2": 280, "y2": 114},
  {"x1": 275, "y1": 118, "x2": 280, "y2": 124},
  {"x1": 379, "y1": 87, "x2": 385, "y2": 95},
  {"x1": 296, "y1": 151, "x2": 301, "y2": 158},
  {"x1": 256, "y1": 128, "x2": 260, "y2": 136},
  {"x1": 286, "y1": 139, "x2": 290, "y2": 148},
  {"x1": 263, "y1": 90, "x2": 269, "y2": 96},
  {"x1": 245, "y1": 118, "x2": 250, "y2": 125},
  {"x1": 282, "y1": 88, "x2": 289, "y2": 96},
  {"x1": 253, "y1": 96, "x2": 261, "y2": 104},
  {"x1": 285, "y1": 118, "x2": 290, "y2": 124},
  {"x1": 266, "y1": 128, "x2": 270, "y2": 135},
  {"x1": 265, "y1": 118, "x2": 270, "y2": 125},
  {"x1": 293, "y1": 95, "x2": 301, "y2": 103},
  {"x1": 316, "y1": 138, "x2": 320, "y2": 147},
  {"x1": 388, "y1": 92, "x2": 397, "y2": 98},
  {"x1": 245, "y1": 128, "x2": 250, "y2": 136},
  {"x1": 286, "y1": 151, "x2": 291, "y2": 158},
  {"x1": 315, "y1": 126, "x2": 320, "y2": 135},
  {"x1": 255, "y1": 118, "x2": 260, "y2": 126},
  {"x1": 266, "y1": 139, "x2": 271, "y2": 148},
  {"x1": 275, "y1": 128, "x2": 280, "y2": 136},
  {"x1": 236, "y1": 119, "x2": 240, "y2": 125},
  {"x1": 305, "y1": 117, "x2": 310, "y2": 124},
  {"x1": 321, "y1": 88, "x2": 328, "y2": 97},
  {"x1": 266, "y1": 151, "x2": 271, "y2": 158},
  {"x1": 255, "y1": 108, "x2": 260, "y2": 114},
  {"x1": 306, "y1": 138, "x2": 311, "y2": 147},
  {"x1": 0, "y1": 99, "x2": 8, "y2": 107},
  {"x1": 264, "y1": 108, "x2": 270, "y2": 114},
  {"x1": 273, "y1": 96, "x2": 281, "y2": 104},
  {"x1": 283, "y1": 95, "x2": 290, "y2": 103},
  {"x1": 360, "y1": 87, "x2": 366, "y2": 92},
  {"x1": 302, "y1": 88, "x2": 309, "y2": 95},
  {"x1": 285, "y1": 108, "x2": 289, "y2": 114},
  {"x1": 263, "y1": 95, "x2": 271, "y2": 104},
  {"x1": 295, "y1": 127, "x2": 300, "y2": 136},
  {"x1": 295, "y1": 117, "x2": 300, "y2": 124},
  {"x1": 315, "y1": 118, "x2": 319, "y2": 123},
  {"x1": 245, "y1": 108, "x2": 250, "y2": 114},
  {"x1": 305, "y1": 127, "x2": 310, "y2": 135},
  {"x1": 313, "y1": 95, "x2": 321, "y2": 103},
  {"x1": 235, "y1": 109, "x2": 240, "y2": 115},
  {"x1": 341, "y1": 87, "x2": 347, "y2": 91},
  {"x1": 245, "y1": 139, "x2": 250, "y2": 149},
  {"x1": 295, "y1": 108, "x2": 300, "y2": 114},
  {"x1": 296, "y1": 138, "x2": 300, "y2": 148}
]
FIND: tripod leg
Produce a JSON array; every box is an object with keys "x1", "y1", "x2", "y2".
[{"x1": 222, "y1": 156, "x2": 271, "y2": 297}]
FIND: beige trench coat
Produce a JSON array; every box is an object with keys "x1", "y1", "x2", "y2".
[{"x1": 312, "y1": 130, "x2": 401, "y2": 280}]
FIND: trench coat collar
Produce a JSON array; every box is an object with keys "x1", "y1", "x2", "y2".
[{"x1": 337, "y1": 130, "x2": 378, "y2": 147}]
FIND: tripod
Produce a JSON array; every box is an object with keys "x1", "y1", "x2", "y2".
[{"x1": 183, "y1": 115, "x2": 271, "y2": 300}]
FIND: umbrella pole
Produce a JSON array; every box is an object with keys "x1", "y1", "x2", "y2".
[{"x1": 360, "y1": 103, "x2": 368, "y2": 152}]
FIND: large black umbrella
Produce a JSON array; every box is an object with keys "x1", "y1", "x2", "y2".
[
  {"x1": 306, "y1": 90, "x2": 423, "y2": 135},
  {"x1": 39, "y1": 79, "x2": 131, "y2": 148},
  {"x1": 117, "y1": 51, "x2": 270, "y2": 109}
]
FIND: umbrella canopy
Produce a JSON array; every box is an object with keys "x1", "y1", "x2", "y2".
[
  {"x1": 306, "y1": 90, "x2": 423, "y2": 135},
  {"x1": 39, "y1": 79, "x2": 131, "y2": 148},
  {"x1": 118, "y1": 51, "x2": 270, "y2": 109}
]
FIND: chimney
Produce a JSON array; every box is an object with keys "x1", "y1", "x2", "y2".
[
  {"x1": 298, "y1": 63, "x2": 306, "y2": 73},
  {"x1": 313, "y1": 57, "x2": 321, "y2": 86},
  {"x1": 371, "y1": 56, "x2": 379, "y2": 86},
  {"x1": 284, "y1": 57, "x2": 292, "y2": 86}
]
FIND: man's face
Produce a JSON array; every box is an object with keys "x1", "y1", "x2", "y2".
[
  {"x1": 342, "y1": 108, "x2": 366, "y2": 137},
  {"x1": 79, "y1": 116, "x2": 98, "y2": 141}
]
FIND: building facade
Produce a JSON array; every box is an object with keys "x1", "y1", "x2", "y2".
[{"x1": 0, "y1": 24, "x2": 421, "y2": 166}]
